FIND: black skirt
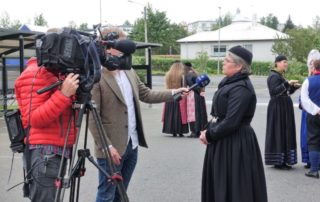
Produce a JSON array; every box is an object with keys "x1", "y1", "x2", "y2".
[
  {"x1": 202, "y1": 125, "x2": 267, "y2": 202},
  {"x1": 162, "y1": 100, "x2": 189, "y2": 134},
  {"x1": 265, "y1": 96, "x2": 297, "y2": 165}
]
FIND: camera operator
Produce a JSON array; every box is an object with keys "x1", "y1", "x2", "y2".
[
  {"x1": 88, "y1": 27, "x2": 188, "y2": 202},
  {"x1": 14, "y1": 30, "x2": 80, "y2": 201}
]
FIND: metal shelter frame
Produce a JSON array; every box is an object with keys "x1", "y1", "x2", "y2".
[{"x1": 0, "y1": 28, "x2": 39, "y2": 112}]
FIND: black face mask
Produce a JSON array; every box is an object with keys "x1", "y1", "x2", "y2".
[{"x1": 102, "y1": 54, "x2": 132, "y2": 71}]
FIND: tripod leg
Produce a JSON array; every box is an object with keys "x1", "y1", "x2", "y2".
[
  {"x1": 89, "y1": 101, "x2": 130, "y2": 202},
  {"x1": 54, "y1": 115, "x2": 74, "y2": 202}
]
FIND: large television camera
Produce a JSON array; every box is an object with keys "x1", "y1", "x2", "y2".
[{"x1": 35, "y1": 26, "x2": 136, "y2": 99}]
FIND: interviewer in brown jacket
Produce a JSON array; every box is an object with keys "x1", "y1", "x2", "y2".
[{"x1": 89, "y1": 27, "x2": 187, "y2": 202}]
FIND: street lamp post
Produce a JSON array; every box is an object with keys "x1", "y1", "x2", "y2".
[
  {"x1": 128, "y1": 0, "x2": 148, "y2": 65},
  {"x1": 143, "y1": 5, "x2": 149, "y2": 65},
  {"x1": 100, "y1": 0, "x2": 102, "y2": 24},
  {"x1": 217, "y1": 6, "x2": 221, "y2": 75}
]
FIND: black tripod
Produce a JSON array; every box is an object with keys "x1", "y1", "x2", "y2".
[{"x1": 54, "y1": 93, "x2": 129, "y2": 202}]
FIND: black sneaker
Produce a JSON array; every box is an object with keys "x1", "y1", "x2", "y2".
[
  {"x1": 305, "y1": 171, "x2": 319, "y2": 179},
  {"x1": 274, "y1": 165, "x2": 284, "y2": 169},
  {"x1": 304, "y1": 163, "x2": 311, "y2": 169},
  {"x1": 274, "y1": 164, "x2": 291, "y2": 170}
]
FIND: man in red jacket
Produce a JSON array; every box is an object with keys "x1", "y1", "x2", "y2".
[{"x1": 15, "y1": 57, "x2": 79, "y2": 202}]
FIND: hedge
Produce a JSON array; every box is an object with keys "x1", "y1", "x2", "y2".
[{"x1": 133, "y1": 56, "x2": 308, "y2": 82}]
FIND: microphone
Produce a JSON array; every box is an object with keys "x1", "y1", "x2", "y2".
[
  {"x1": 102, "y1": 40, "x2": 136, "y2": 55},
  {"x1": 173, "y1": 74, "x2": 211, "y2": 101}
]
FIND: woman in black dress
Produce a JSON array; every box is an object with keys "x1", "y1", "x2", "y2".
[
  {"x1": 184, "y1": 62, "x2": 208, "y2": 138},
  {"x1": 265, "y1": 55, "x2": 300, "y2": 169},
  {"x1": 200, "y1": 46, "x2": 267, "y2": 202},
  {"x1": 162, "y1": 61, "x2": 189, "y2": 137}
]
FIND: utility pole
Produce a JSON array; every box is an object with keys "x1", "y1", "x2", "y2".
[{"x1": 217, "y1": 6, "x2": 221, "y2": 75}]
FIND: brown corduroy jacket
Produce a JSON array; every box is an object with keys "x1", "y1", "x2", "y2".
[{"x1": 89, "y1": 68, "x2": 173, "y2": 158}]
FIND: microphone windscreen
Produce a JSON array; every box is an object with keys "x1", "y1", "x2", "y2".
[
  {"x1": 114, "y1": 40, "x2": 136, "y2": 55},
  {"x1": 196, "y1": 74, "x2": 210, "y2": 87}
]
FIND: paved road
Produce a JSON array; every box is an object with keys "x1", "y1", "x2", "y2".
[{"x1": 0, "y1": 75, "x2": 319, "y2": 202}]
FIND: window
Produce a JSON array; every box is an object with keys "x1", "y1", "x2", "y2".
[
  {"x1": 212, "y1": 45, "x2": 226, "y2": 57},
  {"x1": 242, "y1": 44, "x2": 252, "y2": 52}
]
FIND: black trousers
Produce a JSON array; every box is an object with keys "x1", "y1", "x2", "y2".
[{"x1": 307, "y1": 114, "x2": 320, "y2": 151}]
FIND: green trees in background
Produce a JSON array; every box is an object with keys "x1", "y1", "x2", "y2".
[
  {"x1": 0, "y1": 12, "x2": 21, "y2": 30},
  {"x1": 282, "y1": 15, "x2": 295, "y2": 33},
  {"x1": 272, "y1": 26, "x2": 320, "y2": 63},
  {"x1": 195, "y1": 51, "x2": 209, "y2": 73},
  {"x1": 260, "y1": 14, "x2": 279, "y2": 30},
  {"x1": 129, "y1": 5, "x2": 188, "y2": 55},
  {"x1": 211, "y1": 13, "x2": 232, "y2": 31},
  {"x1": 1, "y1": 8, "x2": 320, "y2": 65},
  {"x1": 34, "y1": 13, "x2": 48, "y2": 26}
]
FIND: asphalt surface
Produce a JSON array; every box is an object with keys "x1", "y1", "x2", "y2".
[{"x1": 0, "y1": 75, "x2": 319, "y2": 202}]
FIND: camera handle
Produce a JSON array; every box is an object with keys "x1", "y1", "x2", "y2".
[
  {"x1": 54, "y1": 99, "x2": 129, "y2": 202},
  {"x1": 37, "y1": 80, "x2": 63, "y2": 94}
]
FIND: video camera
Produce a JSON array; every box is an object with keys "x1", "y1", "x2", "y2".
[{"x1": 35, "y1": 26, "x2": 136, "y2": 98}]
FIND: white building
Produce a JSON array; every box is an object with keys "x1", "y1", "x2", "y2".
[
  {"x1": 187, "y1": 20, "x2": 216, "y2": 33},
  {"x1": 178, "y1": 17, "x2": 288, "y2": 62}
]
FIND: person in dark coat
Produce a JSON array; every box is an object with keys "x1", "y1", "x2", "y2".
[
  {"x1": 184, "y1": 62, "x2": 208, "y2": 138},
  {"x1": 301, "y1": 59, "x2": 320, "y2": 178},
  {"x1": 265, "y1": 55, "x2": 301, "y2": 169},
  {"x1": 199, "y1": 46, "x2": 267, "y2": 202}
]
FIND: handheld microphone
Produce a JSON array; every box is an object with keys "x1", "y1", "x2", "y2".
[
  {"x1": 173, "y1": 74, "x2": 211, "y2": 101},
  {"x1": 102, "y1": 40, "x2": 136, "y2": 55}
]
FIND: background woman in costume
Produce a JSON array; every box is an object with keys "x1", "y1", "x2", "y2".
[
  {"x1": 265, "y1": 55, "x2": 301, "y2": 169},
  {"x1": 162, "y1": 61, "x2": 189, "y2": 137},
  {"x1": 184, "y1": 62, "x2": 208, "y2": 138},
  {"x1": 299, "y1": 49, "x2": 320, "y2": 169},
  {"x1": 199, "y1": 46, "x2": 267, "y2": 202},
  {"x1": 300, "y1": 59, "x2": 320, "y2": 178}
]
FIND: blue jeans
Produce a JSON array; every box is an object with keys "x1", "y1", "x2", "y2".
[{"x1": 96, "y1": 141, "x2": 138, "y2": 202}]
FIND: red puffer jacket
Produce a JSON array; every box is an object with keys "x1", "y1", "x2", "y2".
[{"x1": 15, "y1": 58, "x2": 77, "y2": 147}]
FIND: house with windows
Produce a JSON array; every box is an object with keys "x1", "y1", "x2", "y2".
[{"x1": 177, "y1": 16, "x2": 288, "y2": 62}]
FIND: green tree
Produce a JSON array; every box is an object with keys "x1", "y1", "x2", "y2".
[
  {"x1": 34, "y1": 13, "x2": 48, "y2": 26},
  {"x1": 130, "y1": 4, "x2": 188, "y2": 55},
  {"x1": 282, "y1": 15, "x2": 295, "y2": 33},
  {"x1": 165, "y1": 23, "x2": 188, "y2": 54},
  {"x1": 0, "y1": 12, "x2": 11, "y2": 28},
  {"x1": 10, "y1": 19, "x2": 22, "y2": 30},
  {"x1": 260, "y1": 14, "x2": 279, "y2": 30},
  {"x1": 211, "y1": 13, "x2": 232, "y2": 31},
  {"x1": 0, "y1": 12, "x2": 21, "y2": 30},
  {"x1": 195, "y1": 51, "x2": 209, "y2": 73},
  {"x1": 78, "y1": 23, "x2": 89, "y2": 31},
  {"x1": 272, "y1": 27, "x2": 320, "y2": 63},
  {"x1": 123, "y1": 20, "x2": 132, "y2": 26}
]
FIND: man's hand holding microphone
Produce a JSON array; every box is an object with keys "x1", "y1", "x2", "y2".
[{"x1": 173, "y1": 74, "x2": 211, "y2": 101}]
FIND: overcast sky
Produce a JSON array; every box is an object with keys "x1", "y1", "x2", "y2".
[{"x1": 1, "y1": 0, "x2": 318, "y2": 28}]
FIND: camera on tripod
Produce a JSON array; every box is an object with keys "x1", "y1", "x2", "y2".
[
  {"x1": 35, "y1": 25, "x2": 136, "y2": 103},
  {"x1": 32, "y1": 26, "x2": 133, "y2": 202}
]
